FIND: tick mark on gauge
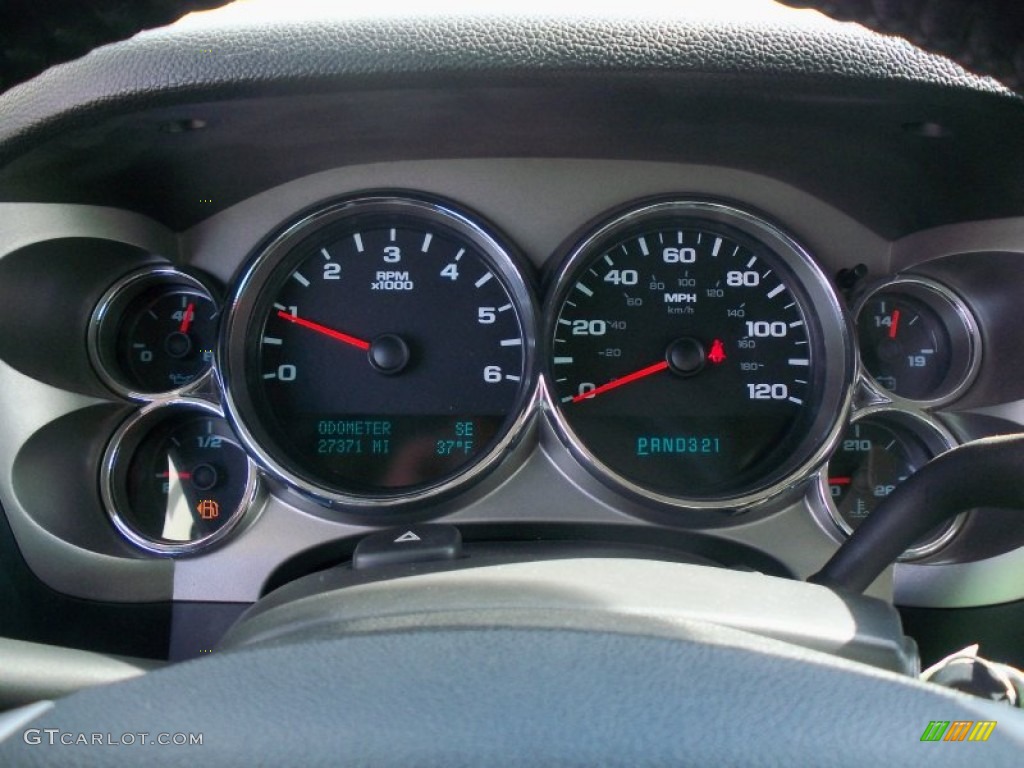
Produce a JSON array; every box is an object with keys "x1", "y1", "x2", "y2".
[
  {"x1": 352, "y1": 233, "x2": 364, "y2": 253},
  {"x1": 554, "y1": 356, "x2": 574, "y2": 364},
  {"x1": 505, "y1": 374, "x2": 521, "y2": 382},
  {"x1": 788, "y1": 396, "x2": 803, "y2": 405},
  {"x1": 558, "y1": 318, "x2": 572, "y2": 326},
  {"x1": 292, "y1": 271, "x2": 310, "y2": 287},
  {"x1": 746, "y1": 256, "x2": 757, "y2": 268},
  {"x1": 638, "y1": 237, "x2": 649, "y2": 256},
  {"x1": 788, "y1": 358, "x2": 809, "y2": 366},
  {"x1": 604, "y1": 255, "x2": 614, "y2": 266},
  {"x1": 148, "y1": 310, "x2": 158, "y2": 320},
  {"x1": 789, "y1": 320, "x2": 803, "y2": 328},
  {"x1": 766, "y1": 284, "x2": 785, "y2": 299},
  {"x1": 500, "y1": 338, "x2": 522, "y2": 347},
  {"x1": 732, "y1": 246, "x2": 741, "y2": 257},
  {"x1": 273, "y1": 303, "x2": 287, "y2": 311},
  {"x1": 263, "y1": 372, "x2": 277, "y2": 380},
  {"x1": 712, "y1": 237, "x2": 722, "y2": 257},
  {"x1": 474, "y1": 273, "x2": 493, "y2": 288},
  {"x1": 322, "y1": 247, "x2": 333, "y2": 260},
  {"x1": 576, "y1": 283, "x2": 594, "y2": 297},
  {"x1": 389, "y1": 228, "x2": 396, "y2": 242},
  {"x1": 455, "y1": 248, "x2": 465, "y2": 262},
  {"x1": 421, "y1": 233, "x2": 433, "y2": 252},
  {"x1": 262, "y1": 336, "x2": 283, "y2": 346}
]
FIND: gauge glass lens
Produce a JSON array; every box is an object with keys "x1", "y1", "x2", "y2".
[
  {"x1": 226, "y1": 199, "x2": 533, "y2": 501},
  {"x1": 115, "y1": 414, "x2": 251, "y2": 546},
  {"x1": 547, "y1": 203, "x2": 849, "y2": 504},
  {"x1": 825, "y1": 414, "x2": 958, "y2": 555},
  {"x1": 827, "y1": 419, "x2": 931, "y2": 528},
  {"x1": 857, "y1": 293, "x2": 950, "y2": 400},
  {"x1": 116, "y1": 287, "x2": 218, "y2": 392}
]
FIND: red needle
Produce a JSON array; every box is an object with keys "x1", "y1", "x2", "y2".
[
  {"x1": 276, "y1": 310, "x2": 371, "y2": 351},
  {"x1": 828, "y1": 477, "x2": 852, "y2": 485},
  {"x1": 159, "y1": 471, "x2": 192, "y2": 479},
  {"x1": 179, "y1": 303, "x2": 195, "y2": 333},
  {"x1": 888, "y1": 308, "x2": 900, "y2": 339},
  {"x1": 572, "y1": 360, "x2": 669, "y2": 403}
]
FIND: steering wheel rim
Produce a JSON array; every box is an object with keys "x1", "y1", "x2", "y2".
[{"x1": 2, "y1": 564, "x2": 1022, "y2": 765}]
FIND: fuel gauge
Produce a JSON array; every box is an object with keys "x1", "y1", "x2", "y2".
[
  {"x1": 102, "y1": 401, "x2": 259, "y2": 555},
  {"x1": 822, "y1": 408, "x2": 963, "y2": 560}
]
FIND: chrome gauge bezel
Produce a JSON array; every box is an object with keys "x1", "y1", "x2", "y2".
[
  {"x1": 100, "y1": 398, "x2": 262, "y2": 556},
  {"x1": 813, "y1": 404, "x2": 965, "y2": 561},
  {"x1": 853, "y1": 276, "x2": 981, "y2": 408},
  {"x1": 220, "y1": 194, "x2": 540, "y2": 511},
  {"x1": 541, "y1": 199, "x2": 855, "y2": 512},
  {"x1": 88, "y1": 266, "x2": 219, "y2": 401}
]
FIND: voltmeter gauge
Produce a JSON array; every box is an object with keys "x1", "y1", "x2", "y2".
[
  {"x1": 821, "y1": 408, "x2": 963, "y2": 560},
  {"x1": 102, "y1": 401, "x2": 259, "y2": 555},
  {"x1": 90, "y1": 267, "x2": 220, "y2": 399},
  {"x1": 855, "y1": 277, "x2": 980, "y2": 406}
]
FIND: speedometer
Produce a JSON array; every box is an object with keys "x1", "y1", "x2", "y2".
[
  {"x1": 221, "y1": 196, "x2": 537, "y2": 509},
  {"x1": 544, "y1": 200, "x2": 852, "y2": 509}
]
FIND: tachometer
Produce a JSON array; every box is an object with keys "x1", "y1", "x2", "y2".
[
  {"x1": 544, "y1": 200, "x2": 852, "y2": 509},
  {"x1": 221, "y1": 196, "x2": 537, "y2": 509}
]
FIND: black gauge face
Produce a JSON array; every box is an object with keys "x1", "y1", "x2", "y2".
[
  {"x1": 825, "y1": 414, "x2": 957, "y2": 556},
  {"x1": 547, "y1": 202, "x2": 850, "y2": 504},
  {"x1": 116, "y1": 287, "x2": 218, "y2": 392},
  {"x1": 857, "y1": 293, "x2": 950, "y2": 400},
  {"x1": 110, "y1": 412, "x2": 253, "y2": 551},
  {"x1": 827, "y1": 419, "x2": 931, "y2": 527},
  {"x1": 225, "y1": 198, "x2": 534, "y2": 502},
  {"x1": 855, "y1": 279, "x2": 980, "y2": 405}
]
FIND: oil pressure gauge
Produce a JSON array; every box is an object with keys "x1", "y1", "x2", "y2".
[{"x1": 90, "y1": 267, "x2": 220, "y2": 399}]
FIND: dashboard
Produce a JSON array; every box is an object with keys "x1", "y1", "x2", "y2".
[{"x1": 2, "y1": 1, "x2": 1024, "y2": 670}]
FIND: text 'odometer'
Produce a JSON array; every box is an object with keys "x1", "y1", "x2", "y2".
[
  {"x1": 546, "y1": 201, "x2": 851, "y2": 508},
  {"x1": 222, "y1": 197, "x2": 536, "y2": 507}
]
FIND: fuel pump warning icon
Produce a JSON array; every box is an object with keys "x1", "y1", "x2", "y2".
[{"x1": 196, "y1": 499, "x2": 220, "y2": 520}]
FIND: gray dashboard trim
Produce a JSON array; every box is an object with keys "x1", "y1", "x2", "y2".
[{"x1": 2, "y1": 162, "x2": 1023, "y2": 608}]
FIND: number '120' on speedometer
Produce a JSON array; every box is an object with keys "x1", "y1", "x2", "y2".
[{"x1": 544, "y1": 200, "x2": 852, "y2": 510}]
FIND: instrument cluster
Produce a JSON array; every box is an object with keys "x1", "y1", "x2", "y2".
[{"x1": 86, "y1": 192, "x2": 983, "y2": 558}]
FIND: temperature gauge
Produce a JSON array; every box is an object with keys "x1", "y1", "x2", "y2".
[
  {"x1": 822, "y1": 409, "x2": 962, "y2": 560},
  {"x1": 102, "y1": 401, "x2": 259, "y2": 555},
  {"x1": 90, "y1": 267, "x2": 220, "y2": 398},
  {"x1": 855, "y1": 277, "x2": 980, "y2": 405}
]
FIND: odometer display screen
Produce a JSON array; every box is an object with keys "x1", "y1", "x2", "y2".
[
  {"x1": 546, "y1": 201, "x2": 850, "y2": 506},
  {"x1": 223, "y1": 197, "x2": 535, "y2": 503}
]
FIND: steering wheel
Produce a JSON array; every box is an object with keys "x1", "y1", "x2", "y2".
[{"x1": 1, "y1": 2, "x2": 1023, "y2": 765}]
